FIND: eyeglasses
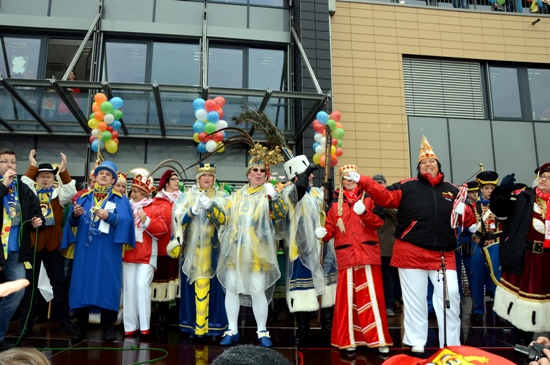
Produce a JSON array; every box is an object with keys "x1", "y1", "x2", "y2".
[
  {"x1": 539, "y1": 174, "x2": 550, "y2": 181},
  {"x1": 251, "y1": 168, "x2": 266, "y2": 173},
  {"x1": 0, "y1": 160, "x2": 17, "y2": 165},
  {"x1": 169, "y1": 177, "x2": 179, "y2": 181}
]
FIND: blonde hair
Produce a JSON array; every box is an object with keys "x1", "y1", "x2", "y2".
[{"x1": 0, "y1": 348, "x2": 50, "y2": 365}]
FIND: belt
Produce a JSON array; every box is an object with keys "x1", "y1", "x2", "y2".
[{"x1": 525, "y1": 241, "x2": 550, "y2": 254}]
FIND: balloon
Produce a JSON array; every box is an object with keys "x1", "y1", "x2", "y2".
[
  {"x1": 316, "y1": 111, "x2": 329, "y2": 124},
  {"x1": 193, "y1": 98, "x2": 205, "y2": 110},
  {"x1": 110, "y1": 97, "x2": 124, "y2": 109},
  {"x1": 91, "y1": 128, "x2": 101, "y2": 137},
  {"x1": 337, "y1": 139, "x2": 343, "y2": 147},
  {"x1": 92, "y1": 102, "x2": 100, "y2": 112},
  {"x1": 319, "y1": 154, "x2": 326, "y2": 168},
  {"x1": 330, "y1": 155, "x2": 338, "y2": 167},
  {"x1": 88, "y1": 119, "x2": 99, "y2": 129},
  {"x1": 195, "y1": 109, "x2": 208, "y2": 121},
  {"x1": 330, "y1": 145, "x2": 336, "y2": 156},
  {"x1": 97, "y1": 122, "x2": 108, "y2": 131},
  {"x1": 315, "y1": 145, "x2": 325, "y2": 155},
  {"x1": 197, "y1": 142, "x2": 207, "y2": 154},
  {"x1": 336, "y1": 122, "x2": 343, "y2": 129},
  {"x1": 312, "y1": 153, "x2": 321, "y2": 164},
  {"x1": 215, "y1": 120, "x2": 228, "y2": 130},
  {"x1": 112, "y1": 131, "x2": 119, "y2": 139},
  {"x1": 100, "y1": 101, "x2": 114, "y2": 114},
  {"x1": 204, "y1": 122, "x2": 217, "y2": 134},
  {"x1": 207, "y1": 111, "x2": 220, "y2": 123},
  {"x1": 198, "y1": 132, "x2": 208, "y2": 142},
  {"x1": 102, "y1": 131, "x2": 112, "y2": 141},
  {"x1": 216, "y1": 141, "x2": 225, "y2": 153},
  {"x1": 104, "y1": 113, "x2": 115, "y2": 124},
  {"x1": 217, "y1": 108, "x2": 224, "y2": 119},
  {"x1": 212, "y1": 131, "x2": 224, "y2": 143},
  {"x1": 193, "y1": 132, "x2": 200, "y2": 143},
  {"x1": 214, "y1": 96, "x2": 226, "y2": 108},
  {"x1": 94, "y1": 93, "x2": 107, "y2": 104},
  {"x1": 113, "y1": 109, "x2": 123, "y2": 120},
  {"x1": 329, "y1": 110, "x2": 341, "y2": 122},
  {"x1": 331, "y1": 138, "x2": 338, "y2": 146},
  {"x1": 89, "y1": 135, "x2": 96, "y2": 143},
  {"x1": 105, "y1": 139, "x2": 118, "y2": 154},
  {"x1": 94, "y1": 110, "x2": 105, "y2": 120},
  {"x1": 113, "y1": 138, "x2": 119, "y2": 145},
  {"x1": 313, "y1": 122, "x2": 324, "y2": 133},
  {"x1": 333, "y1": 128, "x2": 345, "y2": 139},
  {"x1": 335, "y1": 147, "x2": 344, "y2": 157},
  {"x1": 312, "y1": 142, "x2": 320, "y2": 151},
  {"x1": 327, "y1": 119, "x2": 336, "y2": 131},
  {"x1": 193, "y1": 121, "x2": 205, "y2": 133},
  {"x1": 320, "y1": 137, "x2": 326, "y2": 146},
  {"x1": 91, "y1": 140, "x2": 104, "y2": 152},
  {"x1": 112, "y1": 121, "x2": 122, "y2": 130},
  {"x1": 106, "y1": 126, "x2": 114, "y2": 132},
  {"x1": 314, "y1": 133, "x2": 323, "y2": 142},
  {"x1": 205, "y1": 140, "x2": 217, "y2": 152},
  {"x1": 204, "y1": 99, "x2": 217, "y2": 112}
]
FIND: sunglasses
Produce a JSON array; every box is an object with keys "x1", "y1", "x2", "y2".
[{"x1": 251, "y1": 168, "x2": 266, "y2": 173}]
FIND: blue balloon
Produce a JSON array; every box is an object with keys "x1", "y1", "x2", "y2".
[
  {"x1": 193, "y1": 98, "x2": 206, "y2": 110},
  {"x1": 193, "y1": 121, "x2": 205, "y2": 133},
  {"x1": 110, "y1": 97, "x2": 124, "y2": 109},
  {"x1": 197, "y1": 142, "x2": 207, "y2": 154},
  {"x1": 207, "y1": 111, "x2": 220, "y2": 123},
  {"x1": 312, "y1": 142, "x2": 320, "y2": 151},
  {"x1": 316, "y1": 111, "x2": 329, "y2": 124},
  {"x1": 91, "y1": 140, "x2": 104, "y2": 152},
  {"x1": 112, "y1": 121, "x2": 122, "y2": 130}
]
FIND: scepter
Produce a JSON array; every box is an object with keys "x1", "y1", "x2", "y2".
[{"x1": 319, "y1": 123, "x2": 333, "y2": 266}]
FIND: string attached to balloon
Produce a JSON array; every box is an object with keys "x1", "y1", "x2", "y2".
[
  {"x1": 311, "y1": 110, "x2": 345, "y2": 167},
  {"x1": 192, "y1": 96, "x2": 227, "y2": 154},
  {"x1": 88, "y1": 92, "x2": 124, "y2": 156}
]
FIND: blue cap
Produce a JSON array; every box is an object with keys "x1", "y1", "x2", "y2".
[{"x1": 94, "y1": 161, "x2": 118, "y2": 184}]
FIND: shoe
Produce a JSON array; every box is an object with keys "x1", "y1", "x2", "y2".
[
  {"x1": 412, "y1": 345, "x2": 425, "y2": 354},
  {"x1": 294, "y1": 312, "x2": 311, "y2": 346},
  {"x1": 345, "y1": 346, "x2": 356, "y2": 353},
  {"x1": 257, "y1": 330, "x2": 272, "y2": 347},
  {"x1": 471, "y1": 313, "x2": 483, "y2": 324},
  {"x1": 140, "y1": 330, "x2": 150, "y2": 336},
  {"x1": 72, "y1": 326, "x2": 86, "y2": 343},
  {"x1": 386, "y1": 309, "x2": 396, "y2": 317},
  {"x1": 125, "y1": 330, "x2": 137, "y2": 337},
  {"x1": 59, "y1": 319, "x2": 75, "y2": 333},
  {"x1": 219, "y1": 330, "x2": 240, "y2": 346},
  {"x1": 103, "y1": 326, "x2": 116, "y2": 342},
  {"x1": 379, "y1": 346, "x2": 390, "y2": 354}
]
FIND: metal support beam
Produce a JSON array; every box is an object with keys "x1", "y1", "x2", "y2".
[
  {"x1": 50, "y1": 78, "x2": 90, "y2": 133},
  {"x1": 0, "y1": 77, "x2": 52, "y2": 133},
  {"x1": 290, "y1": 27, "x2": 323, "y2": 95},
  {"x1": 102, "y1": 82, "x2": 129, "y2": 135},
  {"x1": 0, "y1": 116, "x2": 14, "y2": 132},
  {"x1": 201, "y1": 86, "x2": 209, "y2": 101},
  {"x1": 258, "y1": 89, "x2": 272, "y2": 113},
  {"x1": 152, "y1": 84, "x2": 166, "y2": 137},
  {"x1": 293, "y1": 92, "x2": 331, "y2": 143}
]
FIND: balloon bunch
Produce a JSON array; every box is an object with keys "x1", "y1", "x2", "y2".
[
  {"x1": 311, "y1": 110, "x2": 345, "y2": 167},
  {"x1": 88, "y1": 93, "x2": 124, "y2": 154},
  {"x1": 192, "y1": 96, "x2": 227, "y2": 154}
]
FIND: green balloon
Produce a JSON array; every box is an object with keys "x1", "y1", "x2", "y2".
[
  {"x1": 327, "y1": 119, "x2": 336, "y2": 131},
  {"x1": 112, "y1": 109, "x2": 123, "y2": 120},
  {"x1": 333, "y1": 128, "x2": 345, "y2": 139},
  {"x1": 102, "y1": 131, "x2": 112, "y2": 141},
  {"x1": 337, "y1": 139, "x2": 343, "y2": 147},
  {"x1": 204, "y1": 122, "x2": 217, "y2": 134},
  {"x1": 100, "y1": 101, "x2": 114, "y2": 114},
  {"x1": 89, "y1": 113, "x2": 95, "y2": 120}
]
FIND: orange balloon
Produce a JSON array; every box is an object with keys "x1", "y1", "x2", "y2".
[
  {"x1": 94, "y1": 111, "x2": 105, "y2": 120},
  {"x1": 92, "y1": 102, "x2": 100, "y2": 112},
  {"x1": 97, "y1": 122, "x2": 108, "y2": 131},
  {"x1": 319, "y1": 154, "x2": 326, "y2": 168},
  {"x1": 336, "y1": 122, "x2": 343, "y2": 129},
  {"x1": 217, "y1": 108, "x2": 224, "y2": 119},
  {"x1": 94, "y1": 93, "x2": 108, "y2": 104}
]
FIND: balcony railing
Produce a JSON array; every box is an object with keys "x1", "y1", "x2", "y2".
[{"x1": 370, "y1": 0, "x2": 549, "y2": 15}]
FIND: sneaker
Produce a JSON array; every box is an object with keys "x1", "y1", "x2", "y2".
[
  {"x1": 219, "y1": 330, "x2": 240, "y2": 346},
  {"x1": 386, "y1": 309, "x2": 396, "y2": 317},
  {"x1": 379, "y1": 346, "x2": 390, "y2": 354},
  {"x1": 257, "y1": 330, "x2": 272, "y2": 347}
]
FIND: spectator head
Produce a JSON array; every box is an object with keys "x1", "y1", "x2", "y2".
[
  {"x1": 158, "y1": 169, "x2": 177, "y2": 192},
  {"x1": 476, "y1": 171, "x2": 498, "y2": 200},
  {"x1": 36, "y1": 163, "x2": 59, "y2": 188},
  {"x1": 196, "y1": 163, "x2": 216, "y2": 190},
  {"x1": 114, "y1": 172, "x2": 128, "y2": 195},
  {"x1": 93, "y1": 160, "x2": 118, "y2": 186},
  {"x1": 417, "y1": 135, "x2": 441, "y2": 178},
  {"x1": 211, "y1": 345, "x2": 292, "y2": 365},
  {"x1": 373, "y1": 174, "x2": 386, "y2": 186},
  {"x1": 0, "y1": 347, "x2": 50, "y2": 365}
]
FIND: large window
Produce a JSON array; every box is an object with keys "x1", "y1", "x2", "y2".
[
  {"x1": 104, "y1": 42, "x2": 147, "y2": 83},
  {"x1": 489, "y1": 66, "x2": 522, "y2": 119},
  {"x1": 151, "y1": 42, "x2": 200, "y2": 85},
  {"x1": 1, "y1": 37, "x2": 42, "y2": 79},
  {"x1": 528, "y1": 68, "x2": 550, "y2": 121}
]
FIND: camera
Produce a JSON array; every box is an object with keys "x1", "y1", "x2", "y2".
[{"x1": 514, "y1": 343, "x2": 550, "y2": 361}]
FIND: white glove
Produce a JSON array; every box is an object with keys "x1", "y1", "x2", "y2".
[
  {"x1": 454, "y1": 202, "x2": 465, "y2": 215},
  {"x1": 198, "y1": 193, "x2": 212, "y2": 210},
  {"x1": 264, "y1": 183, "x2": 277, "y2": 199},
  {"x1": 343, "y1": 171, "x2": 360, "y2": 183},
  {"x1": 468, "y1": 224, "x2": 478, "y2": 234},
  {"x1": 166, "y1": 240, "x2": 181, "y2": 259},
  {"x1": 353, "y1": 200, "x2": 366, "y2": 215},
  {"x1": 315, "y1": 227, "x2": 327, "y2": 239},
  {"x1": 191, "y1": 196, "x2": 201, "y2": 215}
]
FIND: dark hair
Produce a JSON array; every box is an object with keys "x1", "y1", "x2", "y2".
[
  {"x1": 211, "y1": 345, "x2": 292, "y2": 365},
  {"x1": 0, "y1": 347, "x2": 50, "y2": 365},
  {"x1": 0, "y1": 148, "x2": 16, "y2": 157}
]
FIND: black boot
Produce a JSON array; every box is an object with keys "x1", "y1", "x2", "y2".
[
  {"x1": 72, "y1": 308, "x2": 89, "y2": 343},
  {"x1": 320, "y1": 307, "x2": 333, "y2": 347},
  {"x1": 158, "y1": 302, "x2": 169, "y2": 331},
  {"x1": 294, "y1": 312, "x2": 311, "y2": 346}
]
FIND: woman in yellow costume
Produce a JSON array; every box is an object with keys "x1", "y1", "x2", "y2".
[{"x1": 168, "y1": 163, "x2": 228, "y2": 338}]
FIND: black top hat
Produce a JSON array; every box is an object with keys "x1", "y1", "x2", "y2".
[
  {"x1": 466, "y1": 180, "x2": 479, "y2": 191},
  {"x1": 37, "y1": 163, "x2": 59, "y2": 176},
  {"x1": 476, "y1": 171, "x2": 498, "y2": 186}
]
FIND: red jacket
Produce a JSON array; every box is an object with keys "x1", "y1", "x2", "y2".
[
  {"x1": 324, "y1": 189, "x2": 384, "y2": 270},
  {"x1": 152, "y1": 196, "x2": 173, "y2": 256}
]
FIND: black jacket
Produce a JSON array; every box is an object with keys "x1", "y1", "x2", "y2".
[
  {"x1": 490, "y1": 186, "x2": 534, "y2": 275},
  {"x1": 0, "y1": 177, "x2": 43, "y2": 266}
]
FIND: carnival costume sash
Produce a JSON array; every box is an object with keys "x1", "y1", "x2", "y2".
[{"x1": 36, "y1": 185, "x2": 55, "y2": 226}]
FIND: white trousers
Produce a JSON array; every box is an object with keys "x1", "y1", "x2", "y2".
[
  {"x1": 399, "y1": 268, "x2": 461, "y2": 348},
  {"x1": 123, "y1": 263, "x2": 154, "y2": 332}
]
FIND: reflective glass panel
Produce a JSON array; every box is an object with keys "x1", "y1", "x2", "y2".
[
  {"x1": 104, "y1": 42, "x2": 147, "y2": 83},
  {"x1": 208, "y1": 47, "x2": 243, "y2": 88},
  {"x1": 3, "y1": 37, "x2": 41, "y2": 79},
  {"x1": 248, "y1": 48, "x2": 286, "y2": 91},
  {"x1": 489, "y1": 67, "x2": 521, "y2": 119},
  {"x1": 152, "y1": 42, "x2": 200, "y2": 86},
  {"x1": 528, "y1": 68, "x2": 550, "y2": 121}
]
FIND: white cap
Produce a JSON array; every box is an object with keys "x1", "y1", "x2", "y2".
[{"x1": 283, "y1": 155, "x2": 310, "y2": 179}]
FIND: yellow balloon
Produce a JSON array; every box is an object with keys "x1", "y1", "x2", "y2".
[
  {"x1": 193, "y1": 133, "x2": 200, "y2": 143},
  {"x1": 331, "y1": 145, "x2": 336, "y2": 156},
  {"x1": 313, "y1": 153, "x2": 321, "y2": 164},
  {"x1": 216, "y1": 142, "x2": 225, "y2": 153},
  {"x1": 88, "y1": 119, "x2": 99, "y2": 129},
  {"x1": 105, "y1": 139, "x2": 118, "y2": 154}
]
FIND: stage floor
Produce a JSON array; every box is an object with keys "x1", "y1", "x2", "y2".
[{"x1": 2, "y1": 296, "x2": 533, "y2": 364}]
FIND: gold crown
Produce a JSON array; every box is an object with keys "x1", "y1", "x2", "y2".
[
  {"x1": 338, "y1": 164, "x2": 358, "y2": 176},
  {"x1": 418, "y1": 135, "x2": 438, "y2": 163},
  {"x1": 197, "y1": 163, "x2": 216, "y2": 175}
]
